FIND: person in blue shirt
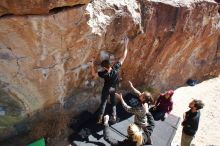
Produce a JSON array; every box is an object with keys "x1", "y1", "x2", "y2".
[{"x1": 89, "y1": 37, "x2": 128, "y2": 124}]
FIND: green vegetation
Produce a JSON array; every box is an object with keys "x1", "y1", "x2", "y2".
[
  {"x1": 0, "y1": 115, "x2": 23, "y2": 127},
  {"x1": 0, "y1": 90, "x2": 22, "y2": 109},
  {"x1": 0, "y1": 89, "x2": 24, "y2": 127}
]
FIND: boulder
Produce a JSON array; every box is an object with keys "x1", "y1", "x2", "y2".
[{"x1": 0, "y1": 0, "x2": 219, "y2": 113}]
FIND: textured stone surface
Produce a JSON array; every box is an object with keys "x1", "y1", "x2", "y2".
[
  {"x1": 0, "y1": 0, "x2": 219, "y2": 116},
  {"x1": 0, "y1": 0, "x2": 90, "y2": 16}
]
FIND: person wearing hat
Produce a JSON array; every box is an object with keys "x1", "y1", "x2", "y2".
[{"x1": 149, "y1": 90, "x2": 174, "y2": 121}]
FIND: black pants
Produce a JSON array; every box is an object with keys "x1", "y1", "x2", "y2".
[
  {"x1": 98, "y1": 86, "x2": 117, "y2": 118},
  {"x1": 143, "y1": 113, "x2": 155, "y2": 136},
  {"x1": 149, "y1": 106, "x2": 165, "y2": 121}
]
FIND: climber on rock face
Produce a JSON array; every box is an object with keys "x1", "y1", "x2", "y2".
[{"x1": 89, "y1": 36, "x2": 129, "y2": 124}]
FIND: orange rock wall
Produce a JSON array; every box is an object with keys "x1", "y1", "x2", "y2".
[{"x1": 0, "y1": 0, "x2": 219, "y2": 112}]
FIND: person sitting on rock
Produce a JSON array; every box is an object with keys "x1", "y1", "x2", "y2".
[
  {"x1": 149, "y1": 90, "x2": 174, "y2": 121},
  {"x1": 103, "y1": 113, "x2": 155, "y2": 146},
  {"x1": 89, "y1": 37, "x2": 129, "y2": 124}
]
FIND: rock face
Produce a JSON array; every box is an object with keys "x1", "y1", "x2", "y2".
[
  {"x1": 0, "y1": 0, "x2": 219, "y2": 118},
  {"x1": 0, "y1": 0, "x2": 91, "y2": 16}
]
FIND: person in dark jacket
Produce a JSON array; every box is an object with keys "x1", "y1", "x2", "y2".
[
  {"x1": 103, "y1": 113, "x2": 155, "y2": 146},
  {"x1": 89, "y1": 37, "x2": 128, "y2": 124},
  {"x1": 149, "y1": 90, "x2": 174, "y2": 121},
  {"x1": 181, "y1": 99, "x2": 204, "y2": 146}
]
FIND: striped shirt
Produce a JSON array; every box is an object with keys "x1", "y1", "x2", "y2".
[{"x1": 121, "y1": 98, "x2": 148, "y2": 128}]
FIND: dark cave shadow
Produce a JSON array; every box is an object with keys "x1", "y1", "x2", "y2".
[{"x1": 68, "y1": 93, "x2": 138, "y2": 145}]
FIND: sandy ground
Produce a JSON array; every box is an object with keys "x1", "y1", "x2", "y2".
[{"x1": 171, "y1": 77, "x2": 220, "y2": 146}]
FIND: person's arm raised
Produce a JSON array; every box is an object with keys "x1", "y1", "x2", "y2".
[
  {"x1": 128, "y1": 81, "x2": 141, "y2": 96},
  {"x1": 115, "y1": 93, "x2": 141, "y2": 115},
  {"x1": 119, "y1": 36, "x2": 128, "y2": 65},
  {"x1": 88, "y1": 60, "x2": 98, "y2": 79}
]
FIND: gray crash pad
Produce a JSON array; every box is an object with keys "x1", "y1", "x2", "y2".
[
  {"x1": 72, "y1": 114, "x2": 180, "y2": 146},
  {"x1": 71, "y1": 93, "x2": 180, "y2": 146}
]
